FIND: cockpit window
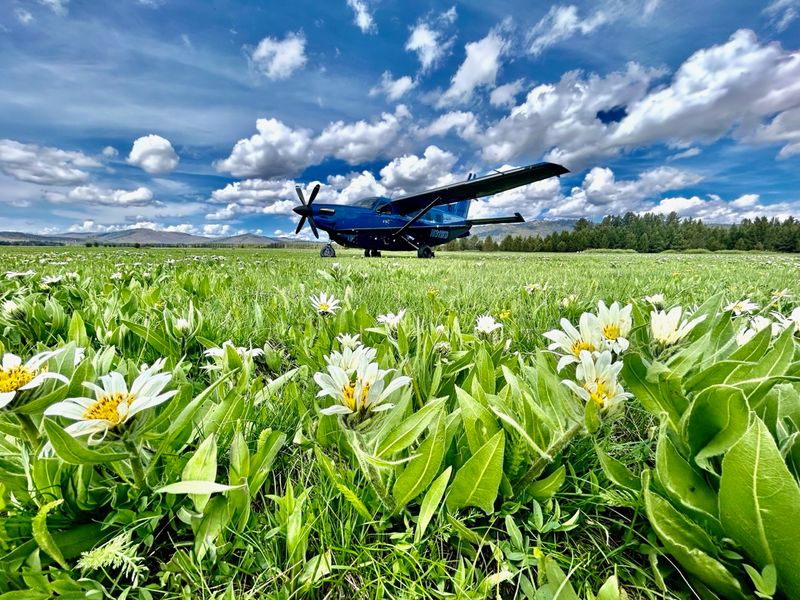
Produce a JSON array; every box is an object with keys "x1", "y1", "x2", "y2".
[{"x1": 349, "y1": 196, "x2": 390, "y2": 209}]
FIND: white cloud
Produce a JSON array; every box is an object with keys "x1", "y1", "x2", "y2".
[
  {"x1": 15, "y1": 9, "x2": 34, "y2": 24},
  {"x1": 38, "y1": 0, "x2": 68, "y2": 15},
  {"x1": 102, "y1": 145, "x2": 119, "y2": 158},
  {"x1": 127, "y1": 134, "x2": 179, "y2": 174},
  {"x1": 346, "y1": 0, "x2": 376, "y2": 34},
  {"x1": 469, "y1": 175, "x2": 562, "y2": 219},
  {"x1": 315, "y1": 105, "x2": 411, "y2": 163},
  {"x1": 405, "y1": 8, "x2": 457, "y2": 72},
  {"x1": 379, "y1": 145, "x2": 458, "y2": 194},
  {"x1": 489, "y1": 79, "x2": 525, "y2": 108},
  {"x1": 527, "y1": 5, "x2": 609, "y2": 56},
  {"x1": 422, "y1": 111, "x2": 479, "y2": 140},
  {"x1": 0, "y1": 139, "x2": 101, "y2": 185},
  {"x1": 250, "y1": 32, "x2": 307, "y2": 80},
  {"x1": 438, "y1": 29, "x2": 508, "y2": 107},
  {"x1": 207, "y1": 178, "x2": 301, "y2": 219},
  {"x1": 649, "y1": 193, "x2": 800, "y2": 221},
  {"x1": 752, "y1": 107, "x2": 800, "y2": 159},
  {"x1": 764, "y1": 0, "x2": 798, "y2": 31},
  {"x1": 202, "y1": 223, "x2": 234, "y2": 236},
  {"x1": 370, "y1": 71, "x2": 416, "y2": 101},
  {"x1": 45, "y1": 185, "x2": 157, "y2": 207},
  {"x1": 667, "y1": 147, "x2": 701, "y2": 161}
]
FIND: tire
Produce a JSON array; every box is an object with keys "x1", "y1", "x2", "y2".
[
  {"x1": 417, "y1": 245, "x2": 433, "y2": 259},
  {"x1": 370, "y1": 249, "x2": 381, "y2": 257},
  {"x1": 320, "y1": 245, "x2": 336, "y2": 258},
  {"x1": 364, "y1": 249, "x2": 371, "y2": 258}
]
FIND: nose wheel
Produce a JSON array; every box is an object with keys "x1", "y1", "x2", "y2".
[
  {"x1": 417, "y1": 245, "x2": 434, "y2": 259},
  {"x1": 320, "y1": 244, "x2": 336, "y2": 258},
  {"x1": 365, "y1": 249, "x2": 381, "y2": 257}
]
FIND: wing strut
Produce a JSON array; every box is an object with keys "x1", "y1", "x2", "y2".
[{"x1": 394, "y1": 196, "x2": 442, "y2": 237}]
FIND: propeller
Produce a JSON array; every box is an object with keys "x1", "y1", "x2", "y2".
[{"x1": 293, "y1": 183, "x2": 320, "y2": 238}]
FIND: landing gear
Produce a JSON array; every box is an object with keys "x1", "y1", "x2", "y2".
[
  {"x1": 365, "y1": 249, "x2": 381, "y2": 257},
  {"x1": 320, "y1": 244, "x2": 336, "y2": 258},
  {"x1": 417, "y1": 245, "x2": 434, "y2": 259}
]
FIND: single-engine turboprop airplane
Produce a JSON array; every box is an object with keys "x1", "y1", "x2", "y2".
[{"x1": 292, "y1": 161, "x2": 569, "y2": 258}]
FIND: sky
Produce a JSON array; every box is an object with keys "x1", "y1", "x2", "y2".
[{"x1": 1, "y1": 0, "x2": 799, "y2": 239}]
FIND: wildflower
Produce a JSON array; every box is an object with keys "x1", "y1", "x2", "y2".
[
  {"x1": 377, "y1": 309, "x2": 406, "y2": 329},
  {"x1": 5, "y1": 270, "x2": 36, "y2": 279},
  {"x1": 644, "y1": 293, "x2": 665, "y2": 307},
  {"x1": 2, "y1": 300, "x2": 23, "y2": 320},
  {"x1": 110, "y1": 272, "x2": 123, "y2": 281},
  {"x1": 324, "y1": 344, "x2": 377, "y2": 376},
  {"x1": 475, "y1": 314, "x2": 502, "y2": 335},
  {"x1": 434, "y1": 324, "x2": 446, "y2": 335},
  {"x1": 174, "y1": 318, "x2": 191, "y2": 334},
  {"x1": 44, "y1": 358, "x2": 177, "y2": 443},
  {"x1": 725, "y1": 299, "x2": 759, "y2": 316},
  {"x1": 1, "y1": 350, "x2": 69, "y2": 409},
  {"x1": 524, "y1": 283, "x2": 546, "y2": 294},
  {"x1": 596, "y1": 301, "x2": 632, "y2": 354},
  {"x1": 204, "y1": 340, "x2": 264, "y2": 359},
  {"x1": 735, "y1": 316, "x2": 778, "y2": 346},
  {"x1": 544, "y1": 313, "x2": 603, "y2": 371},
  {"x1": 331, "y1": 262, "x2": 341, "y2": 271},
  {"x1": 560, "y1": 294, "x2": 578, "y2": 309},
  {"x1": 42, "y1": 275, "x2": 64, "y2": 286},
  {"x1": 434, "y1": 341, "x2": 451, "y2": 355},
  {"x1": 426, "y1": 287, "x2": 439, "y2": 299},
  {"x1": 650, "y1": 307, "x2": 706, "y2": 346},
  {"x1": 336, "y1": 332, "x2": 361, "y2": 349},
  {"x1": 772, "y1": 288, "x2": 791, "y2": 301},
  {"x1": 563, "y1": 350, "x2": 631, "y2": 411},
  {"x1": 314, "y1": 355, "x2": 410, "y2": 417},
  {"x1": 310, "y1": 292, "x2": 340, "y2": 316},
  {"x1": 499, "y1": 309, "x2": 512, "y2": 320}
]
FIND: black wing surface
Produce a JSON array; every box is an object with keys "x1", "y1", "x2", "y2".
[{"x1": 382, "y1": 162, "x2": 569, "y2": 215}]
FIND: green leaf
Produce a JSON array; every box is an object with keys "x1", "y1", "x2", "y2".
[
  {"x1": 642, "y1": 471, "x2": 745, "y2": 599},
  {"x1": 32, "y1": 499, "x2": 68, "y2": 569},
  {"x1": 43, "y1": 419, "x2": 128, "y2": 464},
  {"x1": 182, "y1": 434, "x2": 218, "y2": 512},
  {"x1": 526, "y1": 464, "x2": 566, "y2": 502},
  {"x1": 596, "y1": 446, "x2": 641, "y2": 492},
  {"x1": 414, "y1": 466, "x2": 451, "y2": 544},
  {"x1": 596, "y1": 575, "x2": 622, "y2": 600},
  {"x1": 376, "y1": 397, "x2": 444, "y2": 457},
  {"x1": 393, "y1": 413, "x2": 445, "y2": 511},
  {"x1": 156, "y1": 480, "x2": 243, "y2": 495},
  {"x1": 684, "y1": 385, "x2": 749, "y2": 470},
  {"x1": 446, "y1": 430, "x2": 505, "y2": 514},
  {"x1": 719, "y1": 419, "x2": 800, "y2": 598},
  {"x1": 456, "y1": 386, "x2": 499, "y2": 454},
  {"x1": 67, "y1": 311, "x2": 88, "y2": 347},
  {"x1": 622, "y1": 354, "x2": 685, "y2": 431}
]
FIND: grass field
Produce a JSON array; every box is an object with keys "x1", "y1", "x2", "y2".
[{"x1": 1, "y1": 247, "x2": 799, "y2": 599}]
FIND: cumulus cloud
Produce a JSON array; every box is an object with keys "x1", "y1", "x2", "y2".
[
  {"x1": 250, "y1": 32, "x2": 307, "y2": 80},
  {"x1": 217, "y1": 106, "x2": 411, "y2": 178},
  {"x1": 207, "y1": 178, "x2": 301, "y2": 219},
  {"x1": 469, "y1": 176, "x2": 563, "y2": 219},
  {"x1": 405, "y1": 8, "x2": 457, "y2": 72},
  {"x1": 752, "y1": 107, "x2": 800, "y2": 159},
  {"x1": 66, "y1": 219, "x2": 200, "y2": 234},
  {"x1": 127, "y1": 135, "x2": 179, "y2": 174},
  {"x1": 45, "y1": 185, "x2": 157, "y2": 207},
  {"x1": 102, "y1": 145, "x2": 119, "y2": 158},
  {"x1": 379, "y1": 145, "x2": 458, "y2": 194},
  {"x1": 0, "y1": 139, "x2": 101, "y2": 185},
  {"x1": 347, "y1": 0, "x2": 376, "y2": 34},
  {"x1": 649, "y1": 193, "x2": 800, "y2": 221},
  {"x1": 422, "y1": 111, "x2": 479, "y2": 140},
  {"x1": 369, "y1": 71, "x2": 416, "y2": 101},
  {"x1": 489, "y1": 79, "x2": 525, "y2": 108},
  {"x1": 438, "y1": 29, "x2": 508, "y2": 107}
]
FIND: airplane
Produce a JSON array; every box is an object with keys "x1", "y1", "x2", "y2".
[{"x1": 292, "y1": 161, "x2": 569, "y2": 258}]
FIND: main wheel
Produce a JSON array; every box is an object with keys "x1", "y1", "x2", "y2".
[
  {"x1": 370, "y1": 249, "x2": 381, "y2": 257},
  {"x1": 320, "y1": 244, "x2": 336, "y2": 258},
  {"x1": 417, "y1": 245, "x2": 433, "y2": 259},
  {"x1": 364, "y1": 249, "x2": 371, "y2": 258}
]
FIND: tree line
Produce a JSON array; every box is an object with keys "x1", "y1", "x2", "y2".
[{"x1": 442, "y1": 213, "x2": 800, "y2": 253}]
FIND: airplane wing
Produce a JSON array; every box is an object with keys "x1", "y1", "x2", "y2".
[{"x1": 382, "y1": 162, "x2": 569, "y2": 216}]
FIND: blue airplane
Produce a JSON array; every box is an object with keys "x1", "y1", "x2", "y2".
[{"x1": 292, "y1": 161, "x2": 569, "y2": 258}]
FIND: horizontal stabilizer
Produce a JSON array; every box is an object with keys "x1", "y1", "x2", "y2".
[{"x1": 465, "y1": 213, "x2": 525, "y2": 227}]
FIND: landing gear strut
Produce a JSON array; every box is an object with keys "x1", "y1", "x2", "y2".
[
  {"x1": 365, "y1": 249, "x2": 381, "y2": 257},
  {"x1": 417, "y1": 245, "x2": 434, "y2": 259},
  {"x1": 320, "y1": 244, "x2": 336, "y2": 258}
]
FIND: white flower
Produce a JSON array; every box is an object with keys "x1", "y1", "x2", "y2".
[
  {"x1": 786, "y1": 307, "x2": 800, "y2": 332},
  {"x1": 5, "y1": 270, "x2": 36, "y2": 279},
  {"x1": 543, "y1": 313, "x2": 603, "y2": 371},
  {"x1": 725, "y1": 299, "x2": 759, "y2": 316},
  {"x1": 596, "y1": 301, "x2": 632, "y2": 354},
  {"x1": 771, "y1": 288, "x2": 791, "y2": 301},
  {"x1": 204, "y1": 340, "x2": 264, "y2": 359},
  {"x1": 1, "y1": 350, "x2": 69, "y2": 409},
  {"x1": 524, "y1": 283, "x2": 546, "y2": 294},
  {"x1": 650, "y1": 307, "x2": 706, "y2": 346},
  {"x1": 324, "y1": 344, "x2": 377, "y2": 376},
  {"x1": 434, "y1": 341, "x2": 451, "y2": 355},
  {"x1": 336, "y1": 332, "x2": 361, "y2": 350},
  {"x1": 644, "y1": 293, "x2": 665, "y2": 307},
  {"x1": 314, "y1": 354, "x2": 410, "y2": 417},
  {"x1": 735, "y1": 316, "x2": 777, "y2": 346},
  {"x1": 475, "y1": 314, "x2": 502, "y2": 335},
  {"x1": 563, "y1": 350, "x2": 631, "y2": 411},
  {"x1": 560, "y1": 294, "x2": 578, "y2": 308},
  {"x1": 42, "y1": 275, "x2": 64, "y2": 285},
  {"x1": 331, "y1": 262, "x2": 341, "y2": 271},
  {"x1": 377, "y1": 309, "x2": 406, "y2": 329},
  {"x1": 2, "y1": 300, "x2": 22, "y2": 319},
  {"x1": 65, "y1": 272, "x2": 79, "y2": 280},
  {"x1": 44, "y1": 358, "x2": 177, "y2": 443},
  {"x1": 310, "y1": 292, "x2": 340, "y2": 315},
  {"x1": 174, "y1": 318, "x2": 191, "y2": 333},
  {"x1": 110, "y1": 272, "x2": 123, "y2": 281},
  {"x1": 435, "y1": 324, "x2": 446, "y2": 335}
]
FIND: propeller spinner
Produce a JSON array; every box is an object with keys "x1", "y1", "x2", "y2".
[{"x1": 293, "y1": 183, "x2": 321, "y2": 238}]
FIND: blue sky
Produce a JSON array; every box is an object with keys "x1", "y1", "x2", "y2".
[{"x1": 1, "y1": 0, "x2": 799, "y2": 238}]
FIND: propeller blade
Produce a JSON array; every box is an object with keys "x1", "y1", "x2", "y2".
[
  {"x1": 295, "y1": 185, "x2": 306, "y2": 205},
  {"x1": 295, "y1": 216, "x2": 306, "y2": 235},
  {"x1": 309, "y1": 218, "x2": 319, "y2": 238},
  {"x1": 308, "y1": 183, "x2": 320, "y2": 205}
]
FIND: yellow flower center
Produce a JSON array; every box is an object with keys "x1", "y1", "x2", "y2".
[
  {"x1": 82, "y1": 392, "x2": 134, "y2": 425},
  {"x1": 570, "y1": 340, "x2": 595, "y2": 357},
  {"x1": 342, "y1": 381, "x2": 371, "y2": 411},
  {"x1": 587, "y1": 381, "x2": 607, "y2": 407},
  {"x1": 0, "y1": 366, "x2": 36, "y2": 393},
  {"x1": 603, "y1": 324, "x2": 621, "y2": 340},
  {"x1": 318, "y1": 303, "x2": 330, "y2": 313}
]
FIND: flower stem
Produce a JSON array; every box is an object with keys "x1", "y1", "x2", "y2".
[
  {"x1": 125, "y1": 439, "x2": 147, "y2": 488},
  {"x1": 517, "y1": 421, "x2": 583, "y2": 490},
  {"x1": 17, "y1": 413, "x2": 41, "y2": 446}
]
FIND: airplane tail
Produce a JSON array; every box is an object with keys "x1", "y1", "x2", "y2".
[{"x1": 441, "y1": 172, "x2": 475, "y2": 219}]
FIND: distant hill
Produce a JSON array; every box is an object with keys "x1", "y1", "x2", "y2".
[
  {"x1": 0, "y1": 228, "x2": 306, "y2": 247},
  {"x1": 471, "y1": 219, "x2": 578, "y2": 239}
]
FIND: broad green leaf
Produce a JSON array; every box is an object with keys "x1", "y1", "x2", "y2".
[
  {"x1": 596, "y1": 446, "x2": 641, "y2": 492},
  {"x1": 31, "y1": 499, "x2": 67, "y2": 569},
  {"x1": 156, "y1": 480, "x2": 243, "y2": 494},
  {"x1": 642, "y1": 472, "x2": 745, "y2": 599},
  {"x1": 596, "y1": 575, "x2": 622, "y2": 600},
  {"x1": 122, "y1": 319, "x2": 175, "y2": 357},
  {"x1": 446, "y1": 430, "x2": 505, "y2": 514},
  {"x1": 414, "y1": 466, "x2": 451, "y2": 544},
  {"x1": 43, "y1": 419, "x2": 128, "y2": 464},
  {"x1": 249, "y1": 430, "x2": 285, "y2": 496},
  {"x1": 622, "y1": 354, "x2": 684, "y2": 431},
  {"x1": 376, "y1": 397, "x2": 444, "y2": 457},
  {"x1": 182, "y1": 434, "x2": 218, "y2": 511},
  {"x1": 540, "y1": 556, "x2": 580, "y2": 600},
  {"x1": 526, "y1": 464, "x2": 566, "y2": 502},
  {"x1": 683, "y1": 385, "x2": 749, "y2": 470},
  {"x1": 456, "y1": 386, "x2": 499, "y2": 454},
  {"x1": 719, "y1": 419, "x2": 800, "y2": 598},
  {"x1": 393, "y1": 413, "x2": 445, "y2": 511}
]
